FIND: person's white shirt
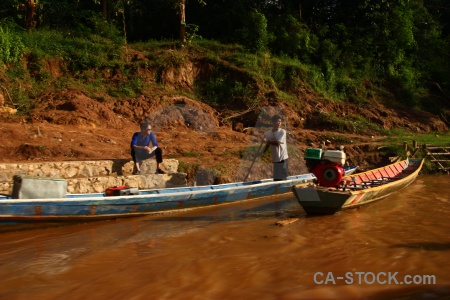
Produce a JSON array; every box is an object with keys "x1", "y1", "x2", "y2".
[{"x1": 265, "y1": 128, "x2": 288, "y2": 162}]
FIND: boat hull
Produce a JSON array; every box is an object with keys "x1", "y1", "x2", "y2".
[
  {"x1": 0, "y1": 172, "x2": 327, "y2": 222},
  {"x1": 292, "y1": 159, "x2": 423, "y2": 215}
]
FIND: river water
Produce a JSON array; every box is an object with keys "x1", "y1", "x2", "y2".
[{"x1": 0, "y1": 175, "x2": 449, "y2": 299}]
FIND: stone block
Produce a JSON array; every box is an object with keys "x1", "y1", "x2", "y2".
[
  {"x1": 123, "y1": 158, "x2": 179, "y2": 175},
  {"x1": 0, "y1": 159, "x2": 186, "y2": 195},
  {"x1": 65, "y1": 166, "x2": 80, "y2": 178},
  {"x1": 79, "y1": 165, "x2": 93, "y2": 178}
]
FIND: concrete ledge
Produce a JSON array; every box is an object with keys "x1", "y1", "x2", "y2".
[
  {"x1": 122, "y1": 159, "x2": 179, "y2": 175},
  {"x1": 0, "y1": 159, "x2": 179, "y2": 181},
  {"x1": 0, "y1": 159, "x2": 186, "y2": 195},
  {"x1": 66, "y1": 173, "x2": 187, "y2": 194}
]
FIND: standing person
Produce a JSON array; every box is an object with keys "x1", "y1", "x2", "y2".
[
  {"x1": 260, "y1": 115, "x2": 289, "y2": 181},
  {"x1": 130, "y1": 122, "x2": 165, "y2": 175}
]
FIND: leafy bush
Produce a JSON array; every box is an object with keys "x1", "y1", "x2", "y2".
[
  {"x1": 195, "y1": 71, "x2": 254, "y2": 110},
  {"x1": 177, "y1": 160, "x2": 199, "y2": 181},
  {"x1": 238, "y1": 11, "x2": 271, "y2": 53},
  {"x1": 0, "y1": 25, "x2": 26, "y2": 64},
  {"x1": 269, "y1": 15, "x2": 318, "y2": 62}
]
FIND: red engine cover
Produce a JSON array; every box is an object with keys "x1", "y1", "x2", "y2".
[
  {"x1": 312, "y1": 164, "x2": 345, "y2": 187},
  {"x1": 105, "y1": 185, "x2": 131, "y2": 196}
]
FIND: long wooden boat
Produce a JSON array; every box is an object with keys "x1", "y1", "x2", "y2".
[
  {"x1": 292, "y1": 159, "x2": 424, "y2": 215},
  {"x1": 0, "y1": 166, "x2": 357, "y2": 222}
]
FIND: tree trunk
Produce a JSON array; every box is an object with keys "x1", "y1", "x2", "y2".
[
  {"x1": 179, "y1": 0, "x2": 186, "y2": 42},
  {"x1": 102, "y1": 0, "x2": 107, "y2": 19},
  {"x1": 299, "y1": 1, "x2": 302, "y2": 20},
  {"x1": 23, "y1": 0, "x2": 37, "y2": 31}
]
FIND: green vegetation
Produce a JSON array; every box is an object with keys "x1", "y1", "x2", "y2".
[
  {"x1": 382, "y1": 132, "x2": 450, "y2": 147},
  {"x1": 379, "y1": 132, "x2": 450, "y2": 173},
  {"x1": 176, "y1": 160, "x2": 199, "y2": 179},
  {"x1": 181, "y1": 151, "x2": 202, "y2": 158},
  {"x1": 0, "y1": 25, "x2": 25, "y2": 63},
  {"x1": 0, "y1": 0, "x2": 448, "y2": 139},
  {"x1": 315, "y1": 112, "x2": 386, "y2": 135},
  {"x1": 316, "y1": 134, "x2": 355, "y2": 146}
]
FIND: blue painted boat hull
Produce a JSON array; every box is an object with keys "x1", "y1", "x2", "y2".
[
  {"x1": 0, "y1": 174, "x2": 309, "y2": 221},
  {"x1": 0, "y1": 167, "x2": 359, "y2": 221}
]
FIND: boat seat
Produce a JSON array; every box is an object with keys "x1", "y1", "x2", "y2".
[
  {"x1": 341, "y1": 173, "x2": 397, "y2": 190},
  {"x1": 362, "y1": 176, "x2": 401, "y2": 187},
  {"x1": 347, "y1": 176, "x2": 393, "y2": 189},
  {"x1": 343, "y1": 185, "x2": 367, "y2": 191},
  {"x1": 364, "y1": 180, "x2": 384, "y2": 186},
  {"x1": 381, "y1": 176, "x2": 402, "y2": 181},
  {"x1": 342, "y1": 179, "x2": 368, "y2": 191}
]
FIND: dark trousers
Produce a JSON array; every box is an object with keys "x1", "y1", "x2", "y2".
[
  {"x1": 131, "y1": 147, "x2": 163, "y2": 163},
  {"x1": 273, "y1": 158, "x2": 288, "y2": 181}
]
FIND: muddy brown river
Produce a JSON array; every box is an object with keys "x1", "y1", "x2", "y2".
[{"x1": 0, "y1": 175, "x2": 449, "y2": 299}]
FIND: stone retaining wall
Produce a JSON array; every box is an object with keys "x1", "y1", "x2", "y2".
[
  {"x1": 0, "y1": 159, "x2": 186, "y2": 195},
  {"x1": 65, "y1": 173, "x2": 187, "y2": 194}
]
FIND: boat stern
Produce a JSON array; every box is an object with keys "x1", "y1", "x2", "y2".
[{"x1": 292, "y1": 184, "x2": 349, "y2": 215}]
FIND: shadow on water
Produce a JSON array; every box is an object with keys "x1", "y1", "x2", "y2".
[
  {"x1": 147, "y1": 197, "x2": 305, "y2": 224},
  {"x1": 0, "y1": 221, "x2": 88, "y2": 234},
  {"x1": 0, "y1": 195, "x2": 304, "y2": 234},
  {"x1": 390, "y1": 242, "x2": 450, "y2": 251},
  {"x1": 291, "y1": 284, "x2": 450, "y2": 300},
  {"x1": 366, "y1": 285, "x2": 450, "y2": 300}
]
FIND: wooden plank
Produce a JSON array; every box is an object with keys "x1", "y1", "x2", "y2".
[
  {"x1": 426, "y1": 146, "x2": 450, "y2": 173},
  {"x1": 276, "y1": 218, "x2": 299, "y2": 226},
  {"x1": 425, "y1": 147, "x2": 450, "y2": 150},
  {"x1": 433, "y1": 160, "x2": 447, "y2": 170}
]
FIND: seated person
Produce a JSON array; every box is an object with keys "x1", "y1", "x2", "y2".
[{"x1": 130, "y1": 122, "x2": 165, "y2": 175}]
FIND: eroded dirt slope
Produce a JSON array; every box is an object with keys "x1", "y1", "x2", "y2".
[{"x1": 0, "y1": 86, "x2": 447, "y2": 182}]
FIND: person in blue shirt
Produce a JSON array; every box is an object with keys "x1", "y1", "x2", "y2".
[{"x1": 130, "y1": 122, "x2": 165, "y2": 175}]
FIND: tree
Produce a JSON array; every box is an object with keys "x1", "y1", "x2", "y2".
[
  {"x1": 179, "y1": 0, "x2": 186, "y2": 42},
  {"x1": 101, "y1": 0, "x2": 107, "y2": 18},
  {"x1": 22, "y1": 0, "x2": 37, "y2": 30},
  {"x1": 179, "y1": 0, "x2": 205, "y2": 43},
  {"x1": 239, "y1": 10, "x2": 271, "y2": 53}
]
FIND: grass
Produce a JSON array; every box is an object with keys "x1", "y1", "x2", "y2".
[
  {"x1": 223, "y1": 149, "x2": 244, "y2": 158},
  {"x1": 378, "y1": 131, "x2": 450, "y2": 173},
  {"x1": 314, "y1": 111, "x2": 387, "y2": 135},
  {"x1": 316, "y1": 133, "x2": 355, "y2": 145},
  {"x1": 381, "y1": 131, "x2": 450, "y2": 147},
  {"x1": 176, "y1": 160, "x2": 199, "y2": 178},
  {"x1": 181, "y1": 151, "x2": 203, "y2": 158}
]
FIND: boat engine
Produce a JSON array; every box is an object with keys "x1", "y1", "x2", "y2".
[{"x1": 304, "y1": 148, "x2": 346, "y2": 187}]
